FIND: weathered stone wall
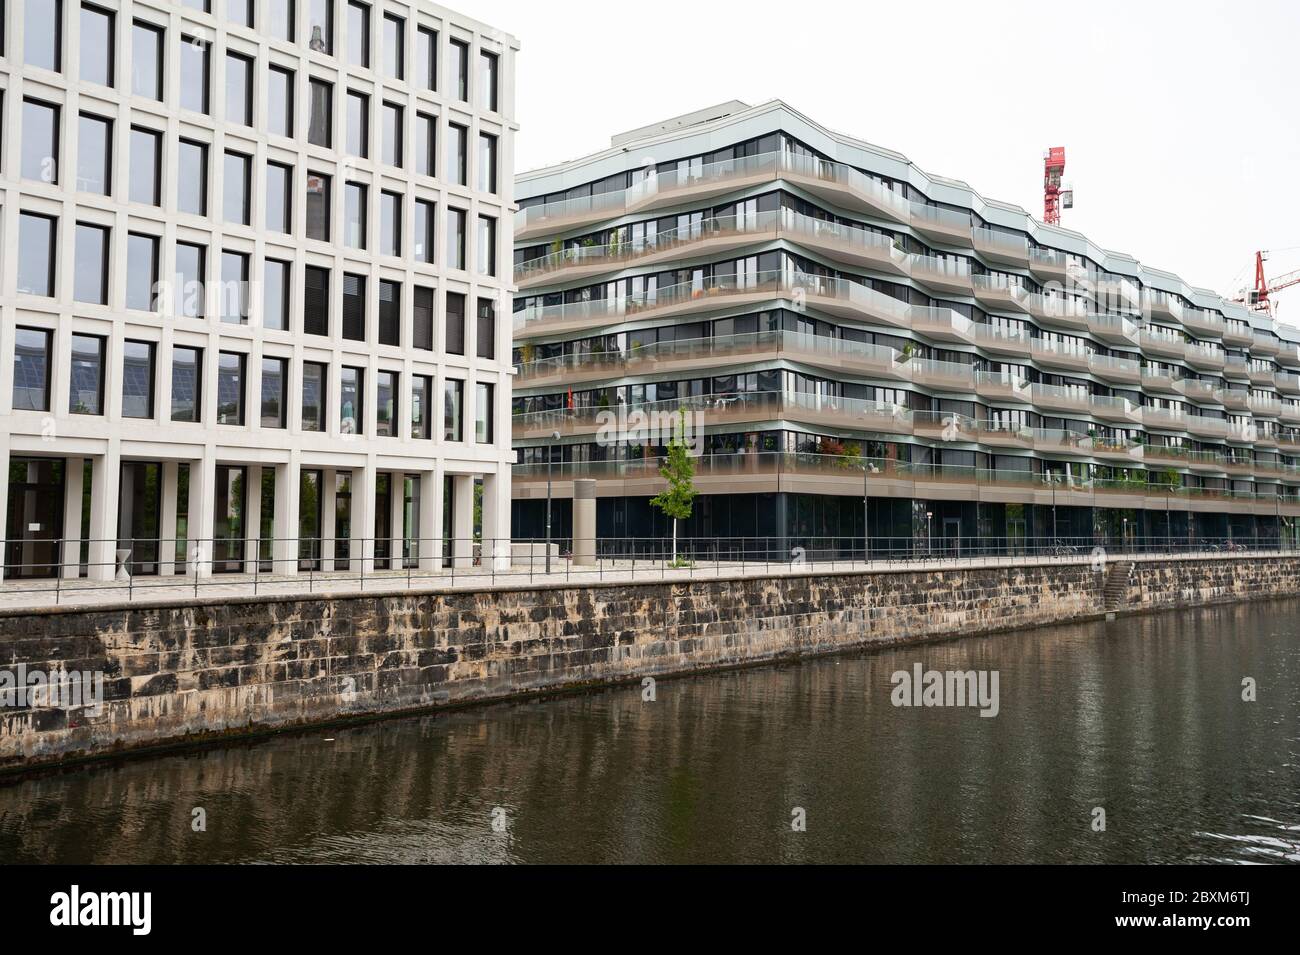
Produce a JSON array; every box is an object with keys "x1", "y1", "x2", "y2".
[{"x1": 3, "y1": 555, "x2": 1297, "y2": 770}]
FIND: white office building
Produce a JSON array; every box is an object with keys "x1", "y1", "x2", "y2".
[{"x1": 0, "y1": 0, "x2": 518, "y2": 581}]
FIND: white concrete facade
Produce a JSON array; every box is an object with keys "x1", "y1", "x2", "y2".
[{"x1": 0, "y1": 0, "x2": 519, "y2": 580}]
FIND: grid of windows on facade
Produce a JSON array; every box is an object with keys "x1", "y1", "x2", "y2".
[{"x1": 3, "y1": 0, "x2": 514, "y2": 582}]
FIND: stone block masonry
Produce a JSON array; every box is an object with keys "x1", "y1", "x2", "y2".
[{"x1": 4, "y1": 555, "x2": 1300, "y2": 771}]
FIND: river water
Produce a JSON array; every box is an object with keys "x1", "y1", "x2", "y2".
[{"x1": 2, "y1": 601, "x2": 1299, "y2": 864}]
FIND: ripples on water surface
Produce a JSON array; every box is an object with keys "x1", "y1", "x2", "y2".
[{"x1": 2, "y1": 601, "x2": 1298, "y2": 864}]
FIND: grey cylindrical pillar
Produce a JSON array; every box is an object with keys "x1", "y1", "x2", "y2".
[{"x1": 573, "y1": 479, "x2": 596, "y2": 566}]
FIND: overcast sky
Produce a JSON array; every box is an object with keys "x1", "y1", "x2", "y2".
[{"x1": 471, "y1": 0, "x2": 1300, "y2": 318}]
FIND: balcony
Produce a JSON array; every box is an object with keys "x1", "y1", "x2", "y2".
[
  {"x1": 910, "y1": 305, "x2": 973, "y2": 343},
  {"x1": 1250, "y1": 394, "x2": 1282, "y2": 417},
  {"x1": 1027, "y1": 247, "x2": 1070, "y2": 282},
  {"x1": 789, "y1": 214, "x2": 912, "y2": 275},
  {"x1": 909, "y1": 254, "x2": 974, "y2": 296},
  {"x1": 1027, "y1": 294, "x2": 1090, "y2": 332},
  {"x1": 1029, "y1": 382, "x2": 1092, "y2": 415},
  {"x1": 1252, "y1": 332, "x2": 1280, "y2": 357},
  {"x1": 908, "y1": 202, "x2": 974, "y2": 246},
  {"x1": 1248, "y1": 365, "x2": 1277, "y2": 387},
  {"x1": 1184, "y1": 342, "x2": 1226, "y2": 371},
  {"x1": 1222, "y1": 322, "x2": 1254, "y2": 347},
  {"x1": 1281, "y1": 402, "x2": 1300, "y2": 424},
  {"x1": 782, "y1": 152, "x2": 914, "y2": 225},
  {"x1": 972, "y1": 228, "x2": 1030, "y2": 267},
  {"x1": 1179, "y1": 378, "x2": 1224, "y2": 404},
  {"x1": 972, "y1": 275, "x2": 1031, "y2": 313},
  {"x1": 1222, "y1": 389, "x2": 1251, "y2": 412},
  {"x1": 1223, "y1": 355, "x2": 1250, "y2": 379},
  {"x1": 1086, "y1": 313, "x2": 1138, "y2": 345},
  {"x1": 907, "y1": 357, "x2": 977, "y2": 391},
  {"x1": 1276, "y1": 342, "x2": 1300, "y2": 368},
  {"x1": 1182, "y1": 310, "x2": 1225, "y2": 339},
  {"x1": 1090, "y1": 394, "x2": 1143, "y2": 424},
  {"x1": 1185, "y1": 415, "x2": 1229, "y2": 439},
  {"x1": 975, "y1": 370, "x2": 1032, "y2": 404},
  {"x1": 1144, "y1": 293, "x2": 1184, "y2": 323},
  {"x1": 970, "y1": 323, "x2": 1033, "y2": 359},
  {"x1": 1140, "y1": 327, "x2": 1186, "y2": 360},
  {"x1": 1139, "y1": 365, "x2": 1180, "y2": 394},
  {"x1": 1089, "y1": 353, "x2": 1141, "y2": 385},
  {"x1": 1142, "y1": 406, "x2": 1188, "y2": 432},
  {"x1": 1030, "y1": 338, "x2": 1092, "y2": 373}
]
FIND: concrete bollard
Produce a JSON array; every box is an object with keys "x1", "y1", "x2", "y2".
[{"x1": 573, "y1": 479, "x2": 596, "y2": 566}]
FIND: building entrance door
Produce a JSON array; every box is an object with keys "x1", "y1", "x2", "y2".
[{"x1": 4, "y1": 458, "x2": 66, "y2": 579}]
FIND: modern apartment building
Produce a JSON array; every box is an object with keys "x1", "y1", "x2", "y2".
[
  {"x1": 512, "y1": 100, "x2": 1300, "y2": 552},
  {"x1": 1, "y1": 0, "x2": 518, "y2": 581}
]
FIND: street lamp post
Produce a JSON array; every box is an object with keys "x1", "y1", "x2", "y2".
[
  {"x1": 926, "y1": 510, "x2": 933, "y2": 557},
  {"x1": 862, "y1": 463, "x2": 879, "y2": 563},
  {"x1": 546, "y1": 429, "x2": 560, "y2": 574}
]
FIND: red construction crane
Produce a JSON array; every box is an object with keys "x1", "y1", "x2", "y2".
[
  {"x1": 1044, "y1": 147, "x2": 1067, "y2": 225},
  {"x1": 1243, "y1": 250, "x2": 1300, "y2": 315}
]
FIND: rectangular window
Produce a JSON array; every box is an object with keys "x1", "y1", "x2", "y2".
[
  {"x1": 380, "y1": 190, "x2": 401, "y2": 256},
  {"x1": 304, "y1": 265, "x2": 329, "y2": 335},
  {"x1": 342, "y1": 273, "x2": 366, "y2": 341},
  {"x1": 268, "y1": 65, "x2": 295, "y2": 137},
  {"x1": 21, "y1": 98, "x2": 60, "y2": 184},
  {"x1": 415, "y1": 113, "x2": 436, "y2": 177},
  {"x1": 346, "y1": 1, "x2": 369, "y2": 68},
  {"x1": 220, "y1": 251, "x2": 250, "y2": 324},
  {"x1": 477, "y1": 215, "x2": 496, "y2": 276},
  {"x1": 25, "y1": 0, "x2": 62, "y2": 72},
  {"x1": 229, "y1": 0, "x2": 254, "y2": 28},
  {"x1": 132, "y1": 21, "x2": 164, "y2": 100},
  {"x1": 77, "y1": 113, "x2": 113, "y2": 195},
  {"x1": 181, "y1": 0, "x2": 211, "y2": 9},
  {"x1": 225, "y1": 52, "x2": 254, "y2": 126},
  {"x1": 17, "y1": 213, "x2": 57, "y2": 296},
  {"x1": 376, "y1": 370, "x2": 397, "y2": 436},
  {"x1": 266, "y1": 161, "x2": 292, "y2": 233},
  {"x1": 174, "y1": 241, "x2": 206, "y2": 318},
  {"x1": 308, "y1": 78, "x2": 332, "y2": 147},
  {"x1": 11, "y1": 328, "x2": 53, "y2": 412},
  {"x1": 443, "y1": 378, "x2": 463, "y2": 441},
  {"x1": 445, "y1": 291, "x2": 465, "y2": 355},
  {"x1": 81, "y1": 5, "x2": 115, "y2": 87},
  {"x1": 261, "y1": 357, "x2": 288, "y2": 428},
  {"x1": 448, "y1": 38, "x2": 468, "y2": 101},
  {"x1": 217, "y1": 352, "x2": 247, "y2": 425},
  {"x1": 478, "y1": 132, "x2": 497, "y2": 194},
  {"x1": 178, "y1": 139, "x2": 209, "y2": 215},
  {"x1": 180, "y1": 36, "x2": 210, "y2": 114},
  {"x1": 446, "y1": 207, "x2": 466, "y2": 270},
  {"x1": 74, "y1": 222, "x2": 110, "y2": 305},
  {"x1": 302, "y1": 362, "x2": 326, "y2": 431},
  {"x1": 308, "y1": 0, "x2": 333, "y2": 55},
  {"x1": 379, "y1": 280, "x2": 400, "y2": 346},
  {"x1": 129, "y1": 126, "x2": 162, "y2": 205},
  {"x1": 382, "y1": 14, "x2": 404, "y2": 80},
  {"x1": 417, "y1": 27, "x2": 437, "y2": 90},
  {"x1": 447, "y1": 122, "x2": 467, "y2": 185},
  {"x1": 476, "y1": 382, "x2": 494, "y2": 443},
  {"x1": 263, "y1": 259, "x2": 291, "y2": 331},
  {"x1": 340, "y1": 367, "x2": 363, "y2": 435},
  {"x1": 476, "y1": 297, "x2": 496, "y2": 359},
  {"x1": 413, "y1": 287, "x2": 434, "y2": 350},
  {"x1": 479, "y1": 50, "x2": 499, "y2": 112},
  {"x1": 414, "y1": 199, "x2": 435, "y2": 264},
  {"x1": 69, "y1": 334, "x2": 106, "y2": 415},
  {"x1": 270, "y1": 0, "x2": 295, "y2": 41},
  {"x1": 306, "y1": 171, "x2": 331, "y2": 240},
  {"x1": 411, "y1": 375, "x2": 432, "y2": 438},
  {"x1": 344, "y1": 181, "x2": 367, "y2": 249},
  {"x1": 171, "y1": 346, "x2": 202, "y2": 422},
  {"x1": 346, "y1": 90, "x2": 368, "y2": 157},
  {"x1": 122, "y1": 340, "x2": 156, "y2": 419},
  {"x1": 126, "y1": 233, "x2": 160, "y2": 311},
  {"x1": 224, "y1": 151, "x2": 252, "y2": 225},
  {"x1": 382, "y1": 101, "x2": 403, "y2": 167}
]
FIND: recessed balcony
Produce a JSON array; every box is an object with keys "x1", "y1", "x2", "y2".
[
  {"x1": 975, "y1": 370, "x2": 1032, "y2": 404},
  {"x1": 1027, "y1": 247, "x2": 1070, "y2": 282},
  {"x1": 909, "y1": 202, "x2": 974, "y2": 246},
  {"x1": 1029, "y1": 382, "x2": 1091, "y2": 414},
  {"x1": 910, "y1": 305, "x2": 973, "y2": 343},
  {"x1": 1087, "y1": 313, "x2": 1139, "y2": 345},
  {"x1": 1281, "y1": 402, "x2": 1300, "y2": 425},
  {"x1": 1222, "y1": 322, "x2": 1254, "y2": 347},
  {"x1": 1252, "y1": 333, "x2": 1280, "y2": 357},
  {"x1": 970, "y1": 324, "x2": 1033, "y2": 359},
  {"x1": 1030, "y1": 339, "x2": 1092, "y2": 372},
  {"x1": 1144, "y1": 293, "x2": 1184, "y2": 323},
  {"x1": 1090, "y1": 395, "x2": 1143, "y2": 424},
  {"x1": 1223, "y1": 355, "x2": 1250, "y2": 379},
  {"x1": 1179, "y1": 378, "x2": 1225, "y2": 404},
  {"x1": 1248, "y1": 366, "x2": 1277, "y2": 386},
  {"x1": 1250, "y1": 395, "x2": 1282, "y2": 417},
  {"x1": 1183, "y1": 311, "x2": 1225, "y2": 339},
  {"x1": 1142, "y1": 407, "x2": 1188, "y2": 432},
  {"x1": 972, "y1": 228, "x2": 1030, "y2": 267},
  {"x1": 1139, "y1": 366, "x2": 1180, "y2": 394},
  {"x1": 1185, "y1": 416, "x2": 1229, "y2": 439},
  {"x1": 782, "y1": 153, "x2": 914, "y2": 225},
  {"x1": 1027, "y1": 294, "x2": 1090, "y2": 332},
  {"x1": 907, "y1": 357, "x2": 977, "y2": 391},
  {"x1": 789, "y1": 215, "x2": 912, "y2": 276},
  {"x1": 1276, "y1": 342, "x2": 1300, "y2": 368},
  {"x1": 1222, "y1": 389, "x2": 1251, "y2": 412}
]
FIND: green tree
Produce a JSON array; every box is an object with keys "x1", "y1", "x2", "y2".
[{"x1": 650, "y1": 407, "x2": 698, "y2": 565}]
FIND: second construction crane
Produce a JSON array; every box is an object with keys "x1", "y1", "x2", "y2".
[{"x1": 1242, "y1": 250, "x2": 1300, "y2": 317}]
